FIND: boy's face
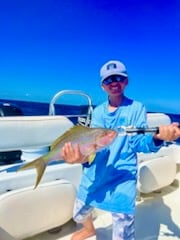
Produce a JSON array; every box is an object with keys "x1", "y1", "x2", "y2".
[{"x1": 101, "y1": 75, "x2": 128, "y2": 96}]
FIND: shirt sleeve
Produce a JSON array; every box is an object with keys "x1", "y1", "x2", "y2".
[
  {"x1": 129, "y1": 104, "x2": 164, "y2": 153},
  {"x1": 90, "y1": 104, "x2": 105, "y2": 128}
]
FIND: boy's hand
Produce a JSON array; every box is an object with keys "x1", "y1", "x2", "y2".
[
  {"x1": 154, "y1": 122, "x2": 180, "y2": 141},
  {"x1": 61, "y1": 142, "x2": 88, "y2": 164}
]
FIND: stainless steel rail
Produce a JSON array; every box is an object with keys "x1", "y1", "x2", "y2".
[{"x1": 48, "y1": 90, "x2": 94, "y2": 126}]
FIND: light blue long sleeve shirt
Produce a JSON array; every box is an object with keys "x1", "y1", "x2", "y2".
[{"x1": 77, "y1": 97, "x2": 162, "y2": 214}]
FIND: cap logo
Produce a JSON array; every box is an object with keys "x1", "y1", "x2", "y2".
[{"x1": 107, "y1": 63, "x2": 117, "y2": 70}]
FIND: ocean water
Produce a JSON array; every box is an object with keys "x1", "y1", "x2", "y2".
[{"x1": 0, "y1": 98, "x2": 91, "y2": 125}]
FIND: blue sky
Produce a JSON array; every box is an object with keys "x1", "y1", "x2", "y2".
[{"x1": 0, "y1": 0, "x2": 179, "y2": 113}]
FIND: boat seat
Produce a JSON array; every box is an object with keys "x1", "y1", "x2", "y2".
[
  {"x1": 0, "y1": 115, "x2": 74, "y2": 152},
  {"x1": 137, "y1": 113, "x2": 177, "y2": 193},
  {"x1": 0, "y1": 115, "x2": 82, "y2": 239},
  {"x1": 137, "y1": 148, "x2": 177, "y2": 193},
  {"x1": 0, "y1": 179, "x2": 76, "y2": 240}
]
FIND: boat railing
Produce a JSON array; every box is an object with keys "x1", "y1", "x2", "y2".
[{"x1": 48, "y1": 90, "x2": 94, "y2": 126}]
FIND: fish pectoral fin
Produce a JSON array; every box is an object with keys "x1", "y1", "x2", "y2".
[
  {"x1": 17, "y1": 157, "x2": 47, "y2": 189},
  {"x1": 88, "y1": 153, "x2": 96, "y2": 164}
]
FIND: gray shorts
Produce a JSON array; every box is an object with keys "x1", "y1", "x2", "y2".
[{"x1": 73, "y1": 198, "x2": 135, "y2": 240}]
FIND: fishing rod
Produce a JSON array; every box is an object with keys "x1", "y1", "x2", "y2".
[{"x1": 117, "y1": 125, "x2": 180, "y2": 136}]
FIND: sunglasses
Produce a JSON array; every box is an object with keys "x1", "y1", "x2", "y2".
[{"x1": 102, "y1": 75, "x2": 127, "y2": 85}]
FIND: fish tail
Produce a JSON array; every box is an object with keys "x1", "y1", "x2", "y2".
[{"x1": 17, "y1": 156, "x2": 47, "y2": 189}]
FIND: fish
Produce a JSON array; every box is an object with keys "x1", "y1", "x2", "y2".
[{"x1": 17, "y1": 125, "x2": 118, "y2": 189}]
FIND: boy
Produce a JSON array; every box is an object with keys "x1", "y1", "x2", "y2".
[{"x1": 61, "y1": 60, "x2": 180, "y2": 240}]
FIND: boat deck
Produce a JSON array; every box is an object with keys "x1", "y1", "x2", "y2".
[{"x1": 26, "y1": 170, "x2": 180, "y2": 240}]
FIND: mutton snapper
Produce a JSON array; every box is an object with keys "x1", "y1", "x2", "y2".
[{"x1": 17, "y1": 125, "x2": 118, "y2": 189}]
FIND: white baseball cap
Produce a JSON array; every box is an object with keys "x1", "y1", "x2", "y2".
[{"x1": 100, "y1": 60, "x2": 128, "y2": 83}]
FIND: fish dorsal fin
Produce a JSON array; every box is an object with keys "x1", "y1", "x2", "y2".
[{"x1": 50, "y1": 125, "x2": 89, "y2": 150}]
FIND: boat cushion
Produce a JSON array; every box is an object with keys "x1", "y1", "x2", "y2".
[
  {"x1": 137, "y1": 113, "x2": 176, "y2": 193},
  {"x1": 138, "y1": 154, "x2": 176, "y2": 193},
  {"x1": 0, "y1": 179, "x2": 76, "y2": 239},
  {"x1": 0, "y1": 116, "x2": 73, "y2": 151}
]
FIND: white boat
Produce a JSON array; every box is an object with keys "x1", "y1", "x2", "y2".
[{"x1": 0, "y1": 90, "x2": 179, "y2": 240}]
